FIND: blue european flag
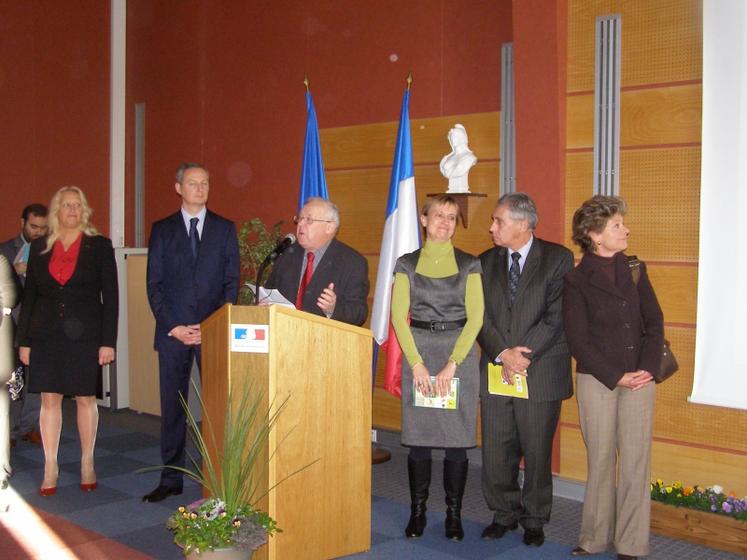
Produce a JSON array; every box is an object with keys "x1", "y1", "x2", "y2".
[{"x1": 298, "y1": 91, "x2": 329, "y2": 211}]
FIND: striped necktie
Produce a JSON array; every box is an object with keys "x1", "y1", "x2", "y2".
[{"x1": 509, "y1": 251, "x2": 521, "y2": 304}]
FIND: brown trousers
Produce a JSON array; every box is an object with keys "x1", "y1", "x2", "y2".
[{"x1": 576, "y1": 373, "x2": 655, "y2": 557}]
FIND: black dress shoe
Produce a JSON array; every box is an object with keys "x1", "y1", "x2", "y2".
[
  {"x1": 481, "y1": 520, "x2": 518, "y2": 539},
  {"x1": 523, "y1": 527, "x2": 545, "y2": 547},
  {"x1": 142, "y1": 485, "x2": 183, "y2": 503},
  {"x1": 617, "y1": 555, "x2": 637, "y2": 560},
  {"x1": 571, "y1": 546, "x2": 592, "y2": 556}
]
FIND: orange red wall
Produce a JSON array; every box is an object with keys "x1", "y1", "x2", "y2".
[
  {"x1": 125, "y1": 0, "x2": 514, "y2": 244},
  {"x1": 0, "y1": 0, "x2": 110, "y2": 239}
]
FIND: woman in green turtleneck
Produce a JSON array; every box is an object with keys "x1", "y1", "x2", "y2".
[{"x1": 391, "y1": 195, "x2": 484, "y2": 542}]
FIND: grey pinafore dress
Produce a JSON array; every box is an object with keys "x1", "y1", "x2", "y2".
[{"x1": 395, "y1": 248, "x2": 481, "y2": 448}]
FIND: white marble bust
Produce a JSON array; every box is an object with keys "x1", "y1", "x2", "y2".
[{"x1": 440, "y1": 124, "x2": 477, "y2": 193}]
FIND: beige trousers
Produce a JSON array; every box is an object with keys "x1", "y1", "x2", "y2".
[{"x1": 576, "y1": 373, "x2": 655, "y2": 557}]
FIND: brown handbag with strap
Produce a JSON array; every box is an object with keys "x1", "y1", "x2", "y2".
[{"x1": 627, "y1": 256, "x2": 678, "y2": 383}]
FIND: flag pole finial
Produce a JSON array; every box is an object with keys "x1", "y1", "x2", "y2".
[
  {"x1": 304, "y1": 74, "x2": 310, "y2": 93},
  {"x1": 406, "y1": 72, "x2": 413, "y2": 91}
]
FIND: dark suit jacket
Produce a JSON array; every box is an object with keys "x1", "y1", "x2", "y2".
[
  {"x1": 147, "y1": 210, "x2": 240, "y2": 351},
  {"x1": 478, "y1": 237, "x2": 574, "y2": 402},
  {"x1": 17, "y1": 235, "x2": 118, "y2": 348},
  {"x1": 265, "y1": 238, "x2": 369, "y2": 326},
  {"x1": 563, "y1": 252, "x2": 664, "y2": 390}
]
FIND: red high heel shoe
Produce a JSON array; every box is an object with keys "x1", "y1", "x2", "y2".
[
  {"x1": 79, "y1": 481, "x2": 98, "y2": 492},
  {"x1": 39, "y1": 486, "x2": 57, "y2": 497}
]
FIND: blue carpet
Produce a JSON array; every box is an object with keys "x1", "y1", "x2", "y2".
[{"x1": 7, "y1": 403, "x2": 739, "y2": 559}]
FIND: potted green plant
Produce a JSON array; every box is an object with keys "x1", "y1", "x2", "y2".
[
  {"x1": 237, "y1": 218, "x2": 284, "y2": 305},
  {"x1": 140, "y1": 382, "x2": 292, "y2": 559}
]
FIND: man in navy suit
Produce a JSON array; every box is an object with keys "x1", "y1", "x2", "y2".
[
  {"x1": 143, "y1": 163, "x2": 240, "y2": 502},
  {"x1": 265, "y1": 197, "x2": 368, "y2": 326}
]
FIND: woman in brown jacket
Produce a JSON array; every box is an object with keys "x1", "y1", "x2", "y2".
[{"x1": 563, "y1": 196, "x2": 664, "y2": 560}]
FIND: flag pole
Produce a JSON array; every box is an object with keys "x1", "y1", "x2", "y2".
[{"x1": 372, "y1": 71, "x2": 419, "y2": 465}]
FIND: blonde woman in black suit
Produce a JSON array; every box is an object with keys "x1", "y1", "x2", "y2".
[
  {"x1": 18, "y1": 186, "x2": 118, "y2": 496},
  {"x1": 563, "y1": 196, "x2": 664, "y2": 560}
]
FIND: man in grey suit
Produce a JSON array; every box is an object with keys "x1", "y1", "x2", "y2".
[
  {"x1": 0, "y1": 203, "x2": 48, "y2": 447},
  {"x1": 477, "y1": 193, "x2": 574, "y2": 547}
]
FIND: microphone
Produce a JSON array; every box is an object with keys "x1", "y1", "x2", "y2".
[
  {"x1": 265, "y1": 233, "x2": 296, "y2": 263},
  {"x1": 253, "y1": 233, "x2": 296, "y2": 305}
]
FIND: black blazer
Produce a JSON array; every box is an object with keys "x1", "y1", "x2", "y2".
[
  {"x1": 478, "y1": 237, "x2": 574, "y2": 402},
  {"x1": 265, "y1": 238, "x2": 369, "y2": 326},
  {"x1": 17, "y1": 234, "x2": 118, "y2": 348},
  {"x1": 562, "y1": 252, "x2": 664, "y2": 390},
  {"x1": 146, "y1": 210, "x2": 240, "y2": 351}
]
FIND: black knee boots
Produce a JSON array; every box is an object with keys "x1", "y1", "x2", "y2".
[
  {"x1": 405, "y1": 457, "x2": 431, "y2": 538},
  {"x1": 443, "y1": 458, "x2": 468, "y2": 541}
]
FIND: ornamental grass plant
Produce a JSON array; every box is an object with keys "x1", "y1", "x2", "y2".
[{"x1": 140, "y1": 381, "x2": 305, "y2": 555}]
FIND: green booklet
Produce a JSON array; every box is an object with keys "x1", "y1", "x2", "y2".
[{"x1": 412, "y1": 377, "x2": 459, "y2": 409}]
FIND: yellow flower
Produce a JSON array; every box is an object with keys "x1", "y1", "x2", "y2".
[
  {"x1": 656, "y1": 478, "x2": 663, "y2": 486},
  {"x1": 233, "y1": 520, "x2": 241, "y2": 527},
  {"x1": 190, "y1": 513, "x2": 197, "y2": 519},
  {"x1": 178, "y1": 506, "x2": 186, "y2": 513},
  {"x1": 666, "y1": 486, "x2": 673, "y2": 493},
  {"x1": 673, "y1": 481, "x2": 682, "y2": 489},
  {"x1": 182, "y1": 512, "x2": 190, "y2": 519}
]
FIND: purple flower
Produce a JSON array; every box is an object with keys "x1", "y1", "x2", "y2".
[{"x1": 722, "y1": 502, "x2": 733, "y2": 513}]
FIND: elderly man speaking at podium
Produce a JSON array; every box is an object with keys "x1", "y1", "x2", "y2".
[{"x1": 265, "y1": 197, "x2": 369, "y2": 326}]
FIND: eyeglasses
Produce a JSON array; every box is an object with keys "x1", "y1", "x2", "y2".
[
  {"x1": 293, "y1": 215, "x2": 334, "y2": 225},
  {"x1": 61, "y1": 202, "x2": 82, "y2": 210}
]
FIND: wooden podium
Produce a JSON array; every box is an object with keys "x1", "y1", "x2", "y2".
[{"x1": 201, "y1": 304, "x2": 372, "y2": 560}]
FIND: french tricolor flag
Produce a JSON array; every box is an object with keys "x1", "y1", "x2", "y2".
[{"x1": 371, "y1": 87, "x2": 421, "y2": 398}]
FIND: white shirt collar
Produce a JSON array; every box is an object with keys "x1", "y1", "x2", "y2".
[{"x1": 180, "y1": 206, "x2": 207, "y2": 236}]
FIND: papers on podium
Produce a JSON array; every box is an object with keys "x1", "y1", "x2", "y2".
[
  {"x1": 245, "y1": 283, "x2": 295, "y2": 308},
  {"x1": 488, "y1": 363, "x2": 529, "y2": 399},
  {"x1": 412, "y1": 377, "x2": 460, "y2": 409}
]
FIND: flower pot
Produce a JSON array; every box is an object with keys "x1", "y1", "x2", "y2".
[
  {"x1": 650, "y1": 500, "x2": 747, "y2": 556},
  {"x1": 185, "y1": 547, "x2": 252, "y2": 560}
]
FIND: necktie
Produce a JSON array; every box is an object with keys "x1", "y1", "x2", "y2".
[
  {"x1": 509, "y1": 251, "x2": 521, "y2": 304},
  {"x1": 295, "y1": 252, "x2": 315, "y2": 309},
  {"x1": 189, "y1": 217, "x2": 200, "y2": 260}
]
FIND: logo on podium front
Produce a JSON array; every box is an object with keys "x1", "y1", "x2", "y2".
[{"x1": 230, "y1": 324, "x2": 269, "y2": 353}]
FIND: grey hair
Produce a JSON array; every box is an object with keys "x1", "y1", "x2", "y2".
[
  {"x1": 497, "y1": 192, "x2": 538, "y2": 230},
  {"x1": 175, "y1": 162, "x2": 208, "y2": 184},
  {"x1": 305, "y1": 197, "x2": 340, "y2": 228}
]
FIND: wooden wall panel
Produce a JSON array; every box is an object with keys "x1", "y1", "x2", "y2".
[
  {"x1": 568, "y1": 0, "x2": 702, "y2": 92},
  {"x1": 567, "y1": 84, "x2": 702, "y2": 149},
  {"x1": 619, "y1": 148, "x2": 701, "y2": 261},
  {"x1": 327, "y1": 160, "x2": 500, "y2": 257},
  {"x1": 561, "y1": 426, "x2": 747, "y2": 495},
  {"x1": 565, "y1": 149, "x2": 701, "y2": 262},
  {"x1": 322, "y1": 112, "x2": 500, "y2": 170},
  {"x1": 565, "y1": 0, "x2": 747, "y2": 493},
  {"x1": 646, "y1": 265, "x2": 697, "y2": 325}
]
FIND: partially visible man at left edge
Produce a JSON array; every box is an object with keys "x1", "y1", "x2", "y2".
[
  {"x1": 0, "y1": 203, "x2": 48, "y2": 447},
  {"x1": 143, "y1": 162, "x2": 240, "y2": 503}
]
